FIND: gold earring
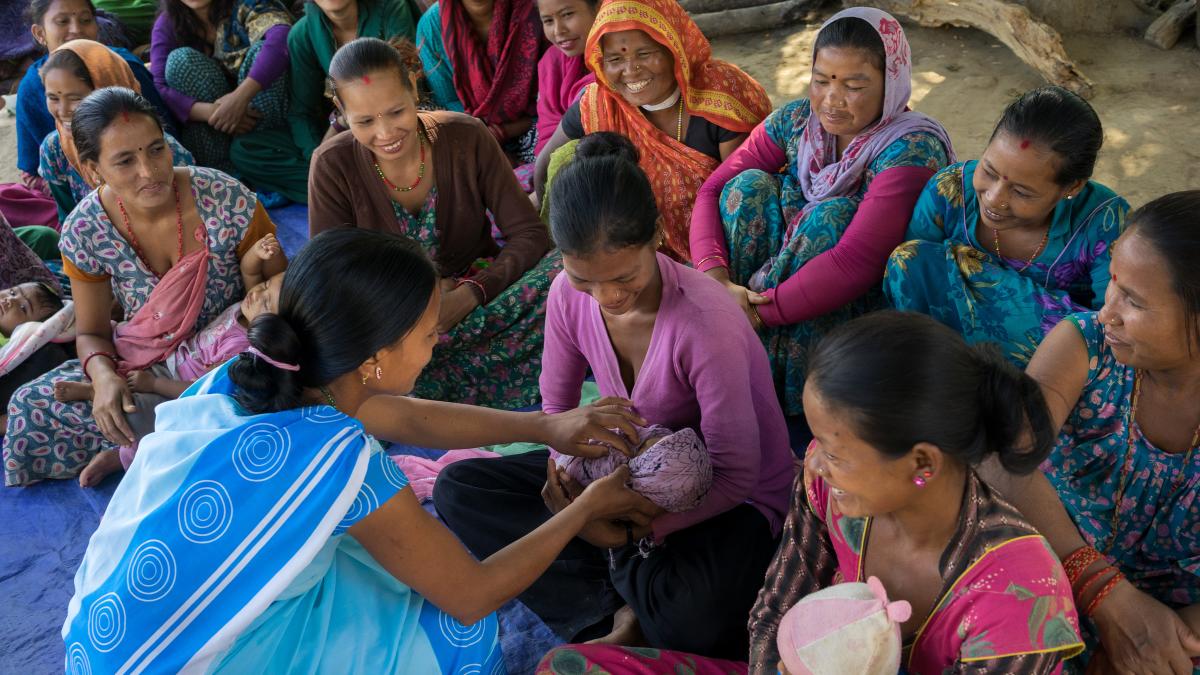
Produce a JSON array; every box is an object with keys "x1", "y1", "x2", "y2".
[{"x1": 361, "y1": 372, "x2": 369, "y2": 385}]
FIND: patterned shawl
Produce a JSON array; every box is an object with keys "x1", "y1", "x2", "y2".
[
  {"x1": 441, "y1": 0, "x2": 542, "y2": 126},
  {"x1": 581, "y1": 0, "x2": 771, "y2": 262},
  {"x1": 797, "y1": 7, "x2": 954, "y2": 213},
  {"x1": 51, "y1": 40, "x2": 142, "y2": 189}
]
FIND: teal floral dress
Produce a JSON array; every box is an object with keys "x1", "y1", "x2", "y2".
[
  {"x1": 884, "y1": 161, "x2": 1129, "y2": 364},
  {"x1": 38, "y1": 130, "x2": 194, "y2": 222},
  {"x1": 719, "y1": 99, "x2": 951, "y2": 415},
  {"x1": 390, "y1": 190, "x2": 561, "y2": 409}
]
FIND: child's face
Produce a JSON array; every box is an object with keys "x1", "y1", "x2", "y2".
[
  {"x1": 0, "y1": 283, "x2": 56, "y2": 337},
  {"x1": 538, "y1": 0, "x2": 597, "y2": 58},
  {"x1": 241, "y1": 272, "x2": 284, "y2": 323}
]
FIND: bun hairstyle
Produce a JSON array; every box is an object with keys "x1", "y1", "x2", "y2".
[
  {"x1": 1124, "y1": 190, "x2": 1200, "y2": 350},
  {"x1": 548, "y1": 131, "x2": 659, "y2": 256},
  {"x1": 990, "y1": 85, "x2": 1103, "y2": 186},
  {"x1": 70, "y1": 87, "x2": 163, "y2": 164},
  {"x1": 41, "y1": 48, "x2": 93, "y2": 87},
  {"x1": 229, "y1": 229, "x2": 436, "y2": 414},
  {"x1": 813, "y1": 16, "x2": 885, "y2": 72},
  {"x1": 807, "y1": 311, "x2": 1054, "y2": 474},
  {"x1": 328, "y1": 37, "x2": 423, "y2": 97}
]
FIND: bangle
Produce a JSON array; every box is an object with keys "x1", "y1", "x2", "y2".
[
  {"x1": 694, "y1": 254, "x2": 727, "y2": 269},
  {"x1": 1063, "y1": 545, "x2": 1104, "y2": 586},
  {"x1": 1085, "y1": 570, "x2": 1125, "y2": 617},
  {"x1": 81, "y1": 351, "x2": 117, "y2": 381},
  {"x1": 749, "y1": 304, "x2": 765, "y2": 330},
  {"x1": 456, "y1": 277, "x2": 487, "y2": 303},
  {"x1": 1075, "y1": 565, "x2": 1117, "y2": 607}
]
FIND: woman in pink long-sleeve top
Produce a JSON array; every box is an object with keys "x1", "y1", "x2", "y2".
[
  {"x1": 433, "y1": 132, "x2": 794, "y2": 660},
  {"x1": 688, "y1": 8, "x2": 953, "y2": 415}
]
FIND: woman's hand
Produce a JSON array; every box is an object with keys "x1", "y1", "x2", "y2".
[
  {"x1": 541, "y1": 460, "x2": 664, "y2": 548},
  {"x1": 1089, "y1": 580, "x2": 1200, "y2": 675},
  {"x1": 208, "y1": 89, "x2": 259, "y2": 135},
  {"x1": 704, "y1": 267, "x2": 769, "y2": 329},
  {"x1": 540, "y1": 396, "x2": 647, "y2": 458},
  {"x1": 92, "y1": 372, "x2": 137, "y2": 446},
  {"x1": 436, "y1": 284, "x2": 480, "y2": 334}
]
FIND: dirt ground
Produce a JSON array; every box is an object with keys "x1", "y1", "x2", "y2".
[{"x1": 3, "y1": 17, "x2": 1198, "y2": 206}]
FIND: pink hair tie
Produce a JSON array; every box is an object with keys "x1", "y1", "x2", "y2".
[{"x1": 245, "y1": 347, "x2": 300, "y2": 372}]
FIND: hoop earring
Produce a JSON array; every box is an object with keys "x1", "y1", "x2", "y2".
[{"x1": 361, "y1": 372, "x2": 370, "y2": 385}]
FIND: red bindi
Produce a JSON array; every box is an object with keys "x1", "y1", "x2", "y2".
[
  {"x1": 1111, "y1": 272, "x2": 1118, "y2": 282},
  {"x1": 362, "y1": 75, "x2": 371, "y2": 84},
  {"x1": 121, "y1": 111, "x2": 130, "y2": 123},
  {"x1": 1019, "y1": 139, "x2": 1031, "y2": 149}
]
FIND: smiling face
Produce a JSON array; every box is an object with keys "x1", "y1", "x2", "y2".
[
  {"x1": 1098, "y1": 231, "x2": 1195, "y2": 369},
  {"x1": 802, "y1": 382, "x2": 925, "y2": 519},
  {"x1": 42, "y1": 65, "x2": 93, "y2": 131},
  {"x1": 313, "y1": 0, "x2": 355, "y2": 16},
  {"x1": 241, "y1": 272, "x2": 285, "y2": 324},
  {"x1": 808, "y1": 46, "x2": 885, "y2": 143},
  {"x1": 973, "y1": 131, "x2": 1083, "y2": 232},
  {"x1": 31, "y1": 0, "x2": 98, "y2": 51},
  {"x1": 539, "y1": 0, "x2": 597, "y2": 58},
  {"x1": 335, "y1": 67, "x2": 422, "y2": 161},
  {"x1": 84, "y1": 113, "x2": 174, "y2": 209},
  {"x1": 367, "y1": 285, "x2": 441, "y2": 395},
  {"x1": 599, "y1": 29, "x2": 677, "y2": 108},
  {"x1": 0, "y1": 283, "x2": 58, "y2": 337},
  {"x1": 561, "y1": 242, "x2": 660, "y2": 317}
]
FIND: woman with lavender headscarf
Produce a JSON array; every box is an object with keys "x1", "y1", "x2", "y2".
[{"x1": 689, "y1": 7, "x2": 954, "y2": 415}]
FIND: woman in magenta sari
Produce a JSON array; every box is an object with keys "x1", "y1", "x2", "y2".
[{"x1": 2, "y1": 87, "x2": 283, "y2": 488}]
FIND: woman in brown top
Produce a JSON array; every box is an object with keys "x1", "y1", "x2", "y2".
[{"x1": 308, "y1": 37, "x2": 559, "y2": 409}]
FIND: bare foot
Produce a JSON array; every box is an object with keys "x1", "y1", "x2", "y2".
[
  {"x1": 585, "y1": 605, "x2": 646, "y2": 647},
  {"x1": 79, "y1": 449, "x2": 122, "y2": 488},
  {"x1": 54, "y1": 380, "x2": 93, "y2": 402}
]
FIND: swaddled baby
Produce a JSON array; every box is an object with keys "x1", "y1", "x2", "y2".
[{"x1": 556, "y1": 424, "x2": 712, "y2": 512}]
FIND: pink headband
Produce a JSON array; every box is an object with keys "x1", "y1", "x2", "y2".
[{"x1": 245, "y1": 347, "x2": 300, "y2": 372}]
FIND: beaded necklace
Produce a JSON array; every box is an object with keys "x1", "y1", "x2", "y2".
[
  {"x1": 113, "y1": 180, "x2": 184, "y2": 277},
  {"x1": 319, "y1": 385, "x2": 338, "y2": 408},
  {"x1": 373, "y1": 131, "x2": 426, "y2": 193}
]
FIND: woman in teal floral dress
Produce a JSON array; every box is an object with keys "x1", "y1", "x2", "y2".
[
  {"x1": 689, "y1": 8, "x2": 953, "y2": 415},
  {"x1": 986, "y1": 192, "x2": 1200, "y2": 674},
  {"x1": 885, "y1": 86, "x2": 1128, "y2": 365},
  {"x1": 309, "y1": 38, "x2": 558, "y2": 410}
]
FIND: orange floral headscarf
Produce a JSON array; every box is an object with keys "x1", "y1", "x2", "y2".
[
  {"x1": 48, "y1": 39, "x2": 142, "y2": 188},
  {"x1": 581, "y1": 0, "x2": 771, "y2": 262}
]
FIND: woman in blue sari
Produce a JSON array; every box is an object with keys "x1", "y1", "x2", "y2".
[
  {"x1": 885, "y1": 86, "x2": 1129, "y2": 365},
  {"x1": 62, "y1": 229, "x2": 659, "y2": 673}
]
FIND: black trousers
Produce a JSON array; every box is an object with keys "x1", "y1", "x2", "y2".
[{"x1": 433, "y1": 450, "x2": 780, "y2": 659}]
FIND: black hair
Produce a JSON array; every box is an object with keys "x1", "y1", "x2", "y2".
[
  {"x1": 29, "y1": 282, "x2": 65, "y2": 316},
  {"x1": 160, "y1": 0, "x2": 237, "y2": 52},
  {"x1": 26, "y1": 0, "x2": 97, "y2": 26},
  {"x1": 328, "y1": 37, "x2": 423, "y2": 97},
  {"x1": 990, "y1": 85, "x2": 1103, "y2": 186},
  {"x1": 1124, "y1": 190, "x2": 1200, "y2": 350},
  {"x1": 548, "y1": 132, "x2": 659, "y2": 256},
  {"x1": 229, "y1": 229, "x2": 437, "y2": 414},
  {"x1": 813, "y1": 16, "x2": 886, "y2": 73},
  {"x1": 40, "y1": 48, "x2": 93, "y2": 88},
  {"x1": 807, "y1": 311, "x2": 1054, "y2": 474},
  {"x1": 70, "y1": 87, "x2": 163, "y2": 164}
]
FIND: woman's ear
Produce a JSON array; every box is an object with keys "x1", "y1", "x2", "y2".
[
  {"x1": 909, "y1": 441, "x2": 945, "y2": 482},
  {"x1": 31, "y1": 23, "x2": 47, "y2": 47},
  {"x1": 83, "y1": 159, "x2": 102, "y2": 186},
  {"x1": 1063, "y1": 178, "x2": 1087, "y2": 201}
]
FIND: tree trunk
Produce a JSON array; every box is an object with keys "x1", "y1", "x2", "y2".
[
  {"x1": 1143, "y1": 0, "x2": 1197, "y2": 49},
  {"x1": 844, "y1": 0, "x2": 1094, "y2": 98},
  {"x1": 691, "y1": 0, "x2": 827, "y2": 38},
  {"x1": 679, "y1": 0, "x2": 785, "y2": 14}
]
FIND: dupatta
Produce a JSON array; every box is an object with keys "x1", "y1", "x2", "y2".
[
  {"x1": 441, "y1": 0, "x2": 542, "y2": 126},
  {"x1": 581, "y1": 0, "x2": 770, "y2": 262}
]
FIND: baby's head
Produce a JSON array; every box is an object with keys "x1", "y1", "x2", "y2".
[
  {"x1": 777, "y1": 577, "x2": 910, "y2": 675},
  {"x1": 0, "y1": 282, "x2": 64, "y2": 337},
  {"x1": 240, "y1": 272, "x2": 284, "y2": 324}
]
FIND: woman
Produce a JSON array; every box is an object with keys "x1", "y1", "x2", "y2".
[
  {"x1": 286, "y1": 0, "x2": 421, "y2": 162},
  {"x1": 3, "y1": 87, "x2": 285, "y2": 488},
  {"x1": 309, "y1": 38, "x2": 558, "y2": 410},
  {"x1": 886, "y1": 86, "x2": 1128, "y2": 365},
  {"x1": 61, "y1": 227, "x2": 661, "y2": 673},
  {"x1": 536, "y1": 0, "x2": 770, "y2": 262},
  {"x1": 434, "y1": 133, "x2": 794, "y2": 658},
  {"x1": 9, "y1": 0, "x2": 172, "y2": 229},
  {"x1": 150, "y1": 0, "x2": 308, "y2": 203},
  {"x1": 415, "y1": 0, "x2": 542, "y2": 165},
  {"x1": 986, "y1": 192, "x2": 1200, "y2": 674},
  {"x1": 689, "y1": 8, "x2": 953, "y2": 416},
  {"x1": 534, "y1": 0, "x2": 598, "y2": 156},
  {"x1": 38, "y1": 40, "x2": 194, "y2": 221},
  {"x1": 540, "y1": 312, "x2": 1086, "y2": 674}
]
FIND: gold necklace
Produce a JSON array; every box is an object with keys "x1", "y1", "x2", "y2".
[
  {"x1": 674, "y1": 93, "x2": 684, "y2": 142},
  {"x1": 319, "y1": 385, "x2": 337, "y2": 408},
  {"x1": 1105, "y1": 369, "x2": 1199, "y2": 553},
  {"x1": 992, "y1": 225, "x2": 1048, "y2": 272}
]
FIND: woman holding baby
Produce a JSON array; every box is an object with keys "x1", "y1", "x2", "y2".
[{"x1": 434, "y1": 132, "x2": 795, "y2": 659}]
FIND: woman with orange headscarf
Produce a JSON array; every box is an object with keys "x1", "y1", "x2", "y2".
[
  {"x1": 37, "y1": 39, "x2": 193, "y2": 222},
  {"x1": 532, "y1": 0, "x2": 770, "y2": 262}
]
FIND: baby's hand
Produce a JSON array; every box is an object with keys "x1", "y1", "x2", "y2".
[
  {"x1": 126, "y1": 370, "x2": 156, "y2": 393},
  {"x1": 250, "y1": 233, "x2": 280, "y2": 262}
]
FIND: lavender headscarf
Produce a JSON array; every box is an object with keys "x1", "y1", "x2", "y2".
[
  {"x1": 797, "y1": 7, "x2": 955, "y2": 210},
  {"x1": 558, "y1": 425, "x2": 713, "y2": 513}
]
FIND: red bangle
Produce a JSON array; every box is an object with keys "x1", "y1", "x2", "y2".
[
  {"x1": 81, "y1": 351, "x2": 117, "y2": 381},
  {"x1": 456, "y1": 277, "x2": 487, "y2": 303},
  {"x1": 1085, "y1": 571, "x2": 1125, "y2": 617},
  {"x1": 1063, "y1": 545, "x2": 1104, "y2": 586}
]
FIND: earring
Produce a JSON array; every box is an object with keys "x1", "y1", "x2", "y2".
[
  {"x1": 913, "y1": 475, "x2": 927, "y2": 488},
  {"x1": 375, "y1": 366, "x2": 383, "y2": 380},
  {"x1": 361, "y1": 372, "x2": 369, "y2": 385}
]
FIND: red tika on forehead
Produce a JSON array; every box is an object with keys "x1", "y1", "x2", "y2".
[
  {"x1": 1019, "y1": 139, "x2": 1031, "y2": 149},
  {"x1": 362, "y1": 75, "x2": 371, "y2": 84},
  {"x1": 121, "y1": 110, "x2": 130, "y2": 123}
]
